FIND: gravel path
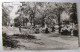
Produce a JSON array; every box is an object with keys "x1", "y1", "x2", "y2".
[{"x1": 2, "y1": 26, "x2": 79, "y2": 50}]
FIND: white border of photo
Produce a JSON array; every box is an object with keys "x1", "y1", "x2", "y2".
[{"x1": 0, "y1": 0, "x2": 80, "y2": 52}]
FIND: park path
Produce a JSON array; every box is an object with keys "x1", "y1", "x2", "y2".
[{"x1": 2, "y1": 26, "x2": 79, "y2": 50}]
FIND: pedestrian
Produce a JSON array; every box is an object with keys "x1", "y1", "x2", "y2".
[{"x1": 19, "y1": 25, "x2": 21, "y2": 32}]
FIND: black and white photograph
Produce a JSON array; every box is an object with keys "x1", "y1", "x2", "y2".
[{"x1": 2, "y1": 2, "x2": 79, "y2": 50}]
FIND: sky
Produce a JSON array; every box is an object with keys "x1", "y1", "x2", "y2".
[
  {"x1": 61, "y1": 11, "x2": 70, "y2": 21},
  {"x1": 10, "y1": 5, "x2": 20, "y2": 23},
  {"x1": 3, "y1": 2, "x2": 22, "y2": 23}
]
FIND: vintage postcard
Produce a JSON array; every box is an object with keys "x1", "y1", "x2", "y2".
[{"x1": 2, "y1": 2, "x2": 79, "y2": 50}]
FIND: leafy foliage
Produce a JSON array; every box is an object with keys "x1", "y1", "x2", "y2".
[{"x1": 2, "y1": 6, "x2": 11, "y2": 26}]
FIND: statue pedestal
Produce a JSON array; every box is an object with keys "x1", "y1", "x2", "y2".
[
  {"x1": 71, "y1": 30, "x2": 73, "y2": 36},
  {"x1": 35, "y1": 25, "x2": 40, "y2": 34},
  {"x1": 55, "y1": 30, "x2": 59, "y2": 33},
  {"x1": 54, "y1": 25, "x2": 59, "y2": 33}
]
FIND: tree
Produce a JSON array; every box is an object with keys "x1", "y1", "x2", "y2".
[
  {"x1": 70, "y1": 3, "x2": 77, "y2": 24},
  {"x1": 16, "y1": 2, "x2": 74, "y2": 31},
  {"x1": 2, "y1": 5, "x2": 11, "y2": 26},
  {"x1": 53, "y1": 3, "x2": 73, "y2": 33}
]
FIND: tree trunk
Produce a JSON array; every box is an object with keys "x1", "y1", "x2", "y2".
[{"x1": 58, "y1": 11, "x2": 61, "y2": 33}]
